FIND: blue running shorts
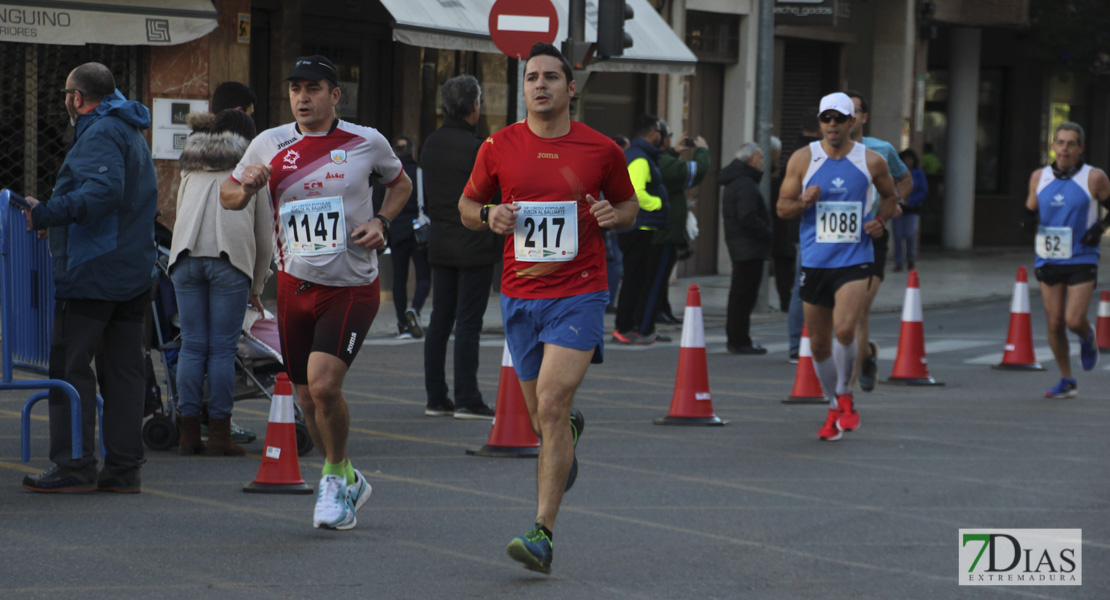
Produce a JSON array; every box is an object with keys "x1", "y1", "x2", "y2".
[{"x1": 501, "y1": 290, "x2": 608, "y2": 381}]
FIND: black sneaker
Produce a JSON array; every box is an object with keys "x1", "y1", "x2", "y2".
[
  {"x1": 405, "y1": 309, "x2": 424, "y2": 339},
  {"x1": 96, "y1": 468, "x2": 141, "y2": 494},
  {"x1": 859, "y1": 341, "x2": 878, "y2": 392},
  {"x1": 566, "y1": 409, "x2": 584, "y2": 492},
  {"x1": 424, "y1": 399, "x2": 456, "y2": 417},
  {"x1": 454, "y1": 404, "x2": 496, "y2": 420},
  {"x1": 23, "y1": 464, "x2": 97, "y2": 493}
]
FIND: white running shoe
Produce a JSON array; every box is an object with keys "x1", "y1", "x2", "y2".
[
  {"x1": 313, "y1": 475, "x2": 355, "y2": 530},
  {"x1": 347, "y1": 469, "x2": 372, "y2": 515}
]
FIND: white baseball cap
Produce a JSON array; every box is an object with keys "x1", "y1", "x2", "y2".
[{"x1": 818, "y1": 92, "x2": 855, "y2": 117}]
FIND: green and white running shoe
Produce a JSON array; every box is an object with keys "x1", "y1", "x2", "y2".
[{"x1": 313, "y1": 475, "x2": 355, "y2": 530}]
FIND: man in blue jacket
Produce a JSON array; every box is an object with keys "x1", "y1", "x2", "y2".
[
  {"x1": 614, "y1": 114, "x2": 670, "y2": 344},
  {"x1": 20, "y1": 62, "x2": 158, "y2": 493}
]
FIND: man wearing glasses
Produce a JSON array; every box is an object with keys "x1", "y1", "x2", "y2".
[
  {"x1": 20, "y1": 62, "x2": 158, "y2": 493},
  {"x1": 776, "y1": 92, "x2": 898, "y2": 441}
]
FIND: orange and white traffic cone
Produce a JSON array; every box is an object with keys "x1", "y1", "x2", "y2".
[
  {"x1": 783, "y1": 325, "x2": 827, "y2": 404},
  {"x1": 466, "y1": 342, "x2": 540, "y2": 457},
  {"x1": 887, "y1": 270, "x2": 944, "y2": 386},
  {"x1": 993, "y1": 266, "x2": 1044, "y2": 371},
  {"x1": 1097, "y1": 290, "x2": 1110, "y2": 351},
  {"x1": 243, "y1": 373, "x2": 313, "y2": 494},
  {"x1": 655, "y1": 284, "x2": 727, "y2": 425}
]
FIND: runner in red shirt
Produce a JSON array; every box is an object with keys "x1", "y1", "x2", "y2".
[{"x1": 461, "y1": 43, "x2": 638, "y2": 574}]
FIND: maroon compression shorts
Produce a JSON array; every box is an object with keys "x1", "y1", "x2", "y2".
[{"x1": 276, "y1": 271, "x2": 380, "y2": 385}]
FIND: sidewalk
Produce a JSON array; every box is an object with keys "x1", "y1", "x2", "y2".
[{"x1": 370, "y1": 245, "x2": 1062, "y2": 338}]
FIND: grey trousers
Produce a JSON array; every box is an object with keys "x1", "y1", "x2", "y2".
[{"x1": 48, "y1": 291, "x2": 149, "y2": 474}]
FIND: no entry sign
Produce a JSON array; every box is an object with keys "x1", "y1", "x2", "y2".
[{"x1": 488, "y1": 0, "x2": 559, "y2": 59}]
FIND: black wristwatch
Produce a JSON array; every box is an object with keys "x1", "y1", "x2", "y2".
[
  {"x1": 480, "y1": 204, "x2": 494, "y2": 224},
  {"x1": 373, "y1": 214, "x2": 391, "y2": 246}
]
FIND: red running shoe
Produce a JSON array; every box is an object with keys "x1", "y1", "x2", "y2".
[
  {"x1": 837, "y1": 393, "x2": 859, "y2": 432},
  {"x1": 817, "y1": 408, "x2": 842, "y2": 441}
]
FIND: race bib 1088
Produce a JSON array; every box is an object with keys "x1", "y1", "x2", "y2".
[{"x1": 816, "y1": 201, "x2": 862, "y2": 243}]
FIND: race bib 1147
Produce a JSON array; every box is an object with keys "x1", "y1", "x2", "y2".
[{"x1": 280, "y1": 196, "x2": 347, "y2": 256}]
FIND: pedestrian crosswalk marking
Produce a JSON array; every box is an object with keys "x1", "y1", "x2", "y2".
[
  {"x1": 963, "y1": 343, "x2": 1078, "y2": 365},
  {"x1": 876, "y1": 340, "x2": 995, "y2": 360},
  {"x1": 364, "y1": 334, "x2": 1110, "y2": 370}
]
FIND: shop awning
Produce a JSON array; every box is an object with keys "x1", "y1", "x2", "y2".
[
  {"x1": 0, "y1": 1, "x2": 218, "y2": 46},
  {"x1": 379, "y1": 0, "x2": 697, "y2": 75}
]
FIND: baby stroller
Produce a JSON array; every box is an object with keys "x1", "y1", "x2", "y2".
[{"x1": 143, "y1": 226, "x2": 314, "y2": 456}]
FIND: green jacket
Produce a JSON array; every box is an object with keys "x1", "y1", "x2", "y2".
[{"x1": 654, "y1": 146, "x2": 710, "y2": 246}]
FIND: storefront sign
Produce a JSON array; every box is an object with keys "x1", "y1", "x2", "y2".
[
  {"x1": 151, "y1": 98, "x2": 208, "y2": 160},
  {"x1": 775, "y1": 0, "x2": 849, "y2": 27}
]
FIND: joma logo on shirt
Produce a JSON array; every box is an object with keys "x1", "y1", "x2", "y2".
[{"x1": 537, "y1": 152, "x2": 559, "y2": 159}]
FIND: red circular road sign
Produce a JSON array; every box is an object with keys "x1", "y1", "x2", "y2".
[{"x1": 489, "y1": 0, "x2": 559, "y2": 60}]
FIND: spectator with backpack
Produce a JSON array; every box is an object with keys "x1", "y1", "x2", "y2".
[{"x1": 894, "y1": 149, "x2": 928, "y2": 272}]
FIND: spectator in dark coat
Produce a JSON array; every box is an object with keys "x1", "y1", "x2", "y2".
[
  {"x1": 421, "y1": 75, "x2": 502, "y2": 420},
  {"x1": 652, "y1": 122, "x2": 711, "y2": 325},
  {"x1": 721, "y1": 142, "x2": 771, "y2": 354},
  {"x1": 379, "y1": 136, "x2": 431, "y2": 339}
]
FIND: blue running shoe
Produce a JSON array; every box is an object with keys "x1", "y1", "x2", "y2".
[
  {"x1": 1079, "y1": 326, "x2": 1099, "y2": 371},
  {"x1": 565, "y1": 409, "x2": 584, "y2": 492},
  {"x1": 347, "y1": 469, "x2": 372, "y2": 515},
  {"x1": 1045, "y1": 378, "x2": 1078, "y2": 399},
  {"x1": 506, "y1": 523, "x2": 553, "y2": 574}
]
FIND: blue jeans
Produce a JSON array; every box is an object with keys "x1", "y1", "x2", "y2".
[
  {"x1": 892, "y1": 213, "x2": 920, "y2": 267},
  {"x1": 171, "y1": 256, "x2": 250, "y2": 419},
  {"x1": 604, "y1": 229, "x2": 623, "y2": 308},
  {"x1": 788, "y1": 249, "x2": 804, "y2": 355}
]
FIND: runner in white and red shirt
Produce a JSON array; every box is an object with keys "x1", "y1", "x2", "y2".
[
  {"x1": 460, "y1": 43, "x2": 638, "y2": 574},
  {"x1": 220, "y1": 55, "x2": 411, "y2": 532}
]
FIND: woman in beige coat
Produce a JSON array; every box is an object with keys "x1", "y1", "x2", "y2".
[{"x1": 169, "y1": 109, "x2": 272, "y2": 456}]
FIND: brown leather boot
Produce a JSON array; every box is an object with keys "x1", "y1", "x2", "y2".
[
  {"x1": 204, "y1": 417, "x2": 246, "y2": 456},
  {"x1": 178, "y1": 416, "x2": 205, "y2": 456}
]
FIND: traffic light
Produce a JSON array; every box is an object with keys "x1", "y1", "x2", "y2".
[{"x1": 597, "y1": 0, "x2": 633, "y2": 58}]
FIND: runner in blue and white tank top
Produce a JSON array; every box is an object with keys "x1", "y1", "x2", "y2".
[
  {"x1": 777, "y1": 92, "x2": 899, "y2": 443},
  {"x1": 1024, "y1": 121, "x2": 1110, "y2": 399},
  {"x1": 1033, "y1": 163, "x2": 1099, "y2": 269},
  {"x1": 798, "y1": 139, "x2": 874, "y2": 269}
]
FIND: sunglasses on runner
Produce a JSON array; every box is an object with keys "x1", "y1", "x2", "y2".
[{"x1": 819, "y1": 112, "x2": 849, "y2": 124}]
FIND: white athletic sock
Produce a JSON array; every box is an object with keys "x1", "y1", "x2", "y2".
[
  {"x1": 813, "y1": 356, "x2": 839, "y2": 408},
  {"x1": 833, "y1": 338, "x2": 858, "y2": 396}
]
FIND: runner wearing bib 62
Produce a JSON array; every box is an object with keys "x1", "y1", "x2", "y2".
[
  {"x1": 1023, "y1": 121, "x2": 1110, "y2": 399},
  {"x1": 220, "y1": 55, "x2": 412, "y2": 531}
]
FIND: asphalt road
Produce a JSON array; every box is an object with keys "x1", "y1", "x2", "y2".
[{"x1": 1, "y1": 297, "x2": 1107, "y2": 599}]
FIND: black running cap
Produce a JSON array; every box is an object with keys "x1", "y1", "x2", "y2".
[{"x1": 285, "y1": 55, "x2": 338, "y2": 87}]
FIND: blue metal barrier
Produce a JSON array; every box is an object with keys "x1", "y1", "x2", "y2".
[{"x1": 1, "y1": 191, "x2": 83, "y2": 460}]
